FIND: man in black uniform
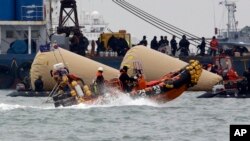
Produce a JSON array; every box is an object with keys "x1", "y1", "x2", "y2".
[
  {"x1": 170, "y1": 35, "x2": 177, "y2": 56},
  {"x1": 197, "y1": 37, "x2": 206, "y2": 56},
  {"x1": 150, "y1": 36, "x2": 159, "y2": 50},
  {"x1": 119, "y1": 66, "x2": 131, "y2": 92},
  {"x1": 178, "y1": 35, "x2": 190, "y2": 56},
  {"x1": 34, "y1": 75, "x2": 44, "y2": 92},
  {"x1": 138, "y1": 36, "x2": 148, "y2": 46}
]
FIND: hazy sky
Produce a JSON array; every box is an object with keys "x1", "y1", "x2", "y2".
[{"x1": 77, "y1": 0, "x2": 250, "y2": 42}]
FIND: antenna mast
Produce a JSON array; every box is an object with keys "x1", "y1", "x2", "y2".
[
  {"x1": 224, "y1": 0, "x2": 237, "y2": 38},
  {"x1": 57, "y1": 0, "x2": 80, "y2": 37}
]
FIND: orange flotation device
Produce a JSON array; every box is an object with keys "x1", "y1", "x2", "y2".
[{"x1": 227, "y1": 68, "x2": 239, "y2": 80}]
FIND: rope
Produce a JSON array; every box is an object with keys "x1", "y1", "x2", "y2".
[
  {"x1": 57, "y1": 48, "x2": 68, "y2": 69},
  {"x1": 43, "y1": 83, "x2": 60, "y2": 103},
  {"x1": 52, "y1": 47, "x2": 59, "y2": 63}
]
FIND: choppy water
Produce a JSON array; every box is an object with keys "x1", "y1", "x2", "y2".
[{"x1": 0, "y1": 90, "x2": 250, "y2": 141}]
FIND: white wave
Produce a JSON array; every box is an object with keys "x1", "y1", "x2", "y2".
[
  {"x1": 1, "y1": 89, "x2": 175, "y2": 110},
  {"x1": 0, "y1": 103, "x2": 26, "y2": 111},
  {"x1": 60, "y1": 90, "x2": 164, "y2": 109},
  {"x1": 0, "y1": 103, "x2": 55, "y2": 111}
]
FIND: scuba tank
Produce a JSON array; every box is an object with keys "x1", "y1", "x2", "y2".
[{"x1": 71, "y1": 81, "x2": 84, "y2": 97}]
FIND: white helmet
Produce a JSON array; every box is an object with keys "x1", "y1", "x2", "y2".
[
  {"x1": 53, "y1": 63, "x2": 64, "y2": 70},
  {"x1": 98, "y1": 67, "x2": 104, "y2": 71}
]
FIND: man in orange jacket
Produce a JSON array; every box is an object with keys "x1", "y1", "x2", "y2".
[{"x1": 210, "y1": 36, "x2": 219, "y2": 56}]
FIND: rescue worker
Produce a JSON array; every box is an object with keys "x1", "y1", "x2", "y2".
[
  {"x1": 227, "y1": 68, "x2": 239, "y2": 80},
  {"x1": 134, "y1": 73, "x2": 147, "y2": 90},
  {"x1": 94, "y1": 67, "x2": 105, "y2": 95},
  {"x1": 158, "y1": 36, "x2": 165, "y2": 47},
  {"x1": 51, "y1": 63, "x2": 89, "y2": 99},
  {"x1": 163, "y1": 36, "x2": 169, "y2": 46},
  {"x1": 178, "y1": 35, "x2": 190, "y2": 56},
  {"x1": 34, "y1": 75, "x2": 44, "y2": 92},
  {"x1": 170, "y1": 35, "x2": 177, "y2": 56},
  {"x1": 119, "y1": 66, "x2": 131, "y2": 92},
  {"x1": 197, "y1": 37, "x2": 206, "y2": 56},
  {"x1": 51, "y1": 63, "x2": 71, "y2": 92},
  {"x1": 138, "y1": 35, "x2": 148, "y2": 46},
  {"x1": 150, "y1": 36, "x2": 159, "y2": 50},
  {"x1": 210, "y1": 36, "x2": 219, "y2": 56}
]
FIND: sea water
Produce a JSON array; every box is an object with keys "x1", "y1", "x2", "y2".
[{"x1": 0, "y1": 90, "x2": 250, "y2": 141}]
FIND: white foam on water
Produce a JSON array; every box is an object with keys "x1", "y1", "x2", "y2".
[
  {"x1": 0, "y1": 103, "x2": 26, "y2": 111},
  {"x1": 0, "y1": 89, "x2": 175, "y2": 111},
  {"x1": 62, "y1": 90, "x2": 164, "y2": 109},
  {"x1": 0, "y1": 103, "x2": 56, "y2": 111}
]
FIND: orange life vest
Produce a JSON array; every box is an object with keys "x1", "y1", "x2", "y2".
[
  {"x1": 137, "y1": 76, "x2": 147, "y2": 90},
  {"x1": 210, "y1": 39, "x2": 218, "y2": 49},
  {"x1": 227, "y1": 68, "x2": 239, "y2": 80}
]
